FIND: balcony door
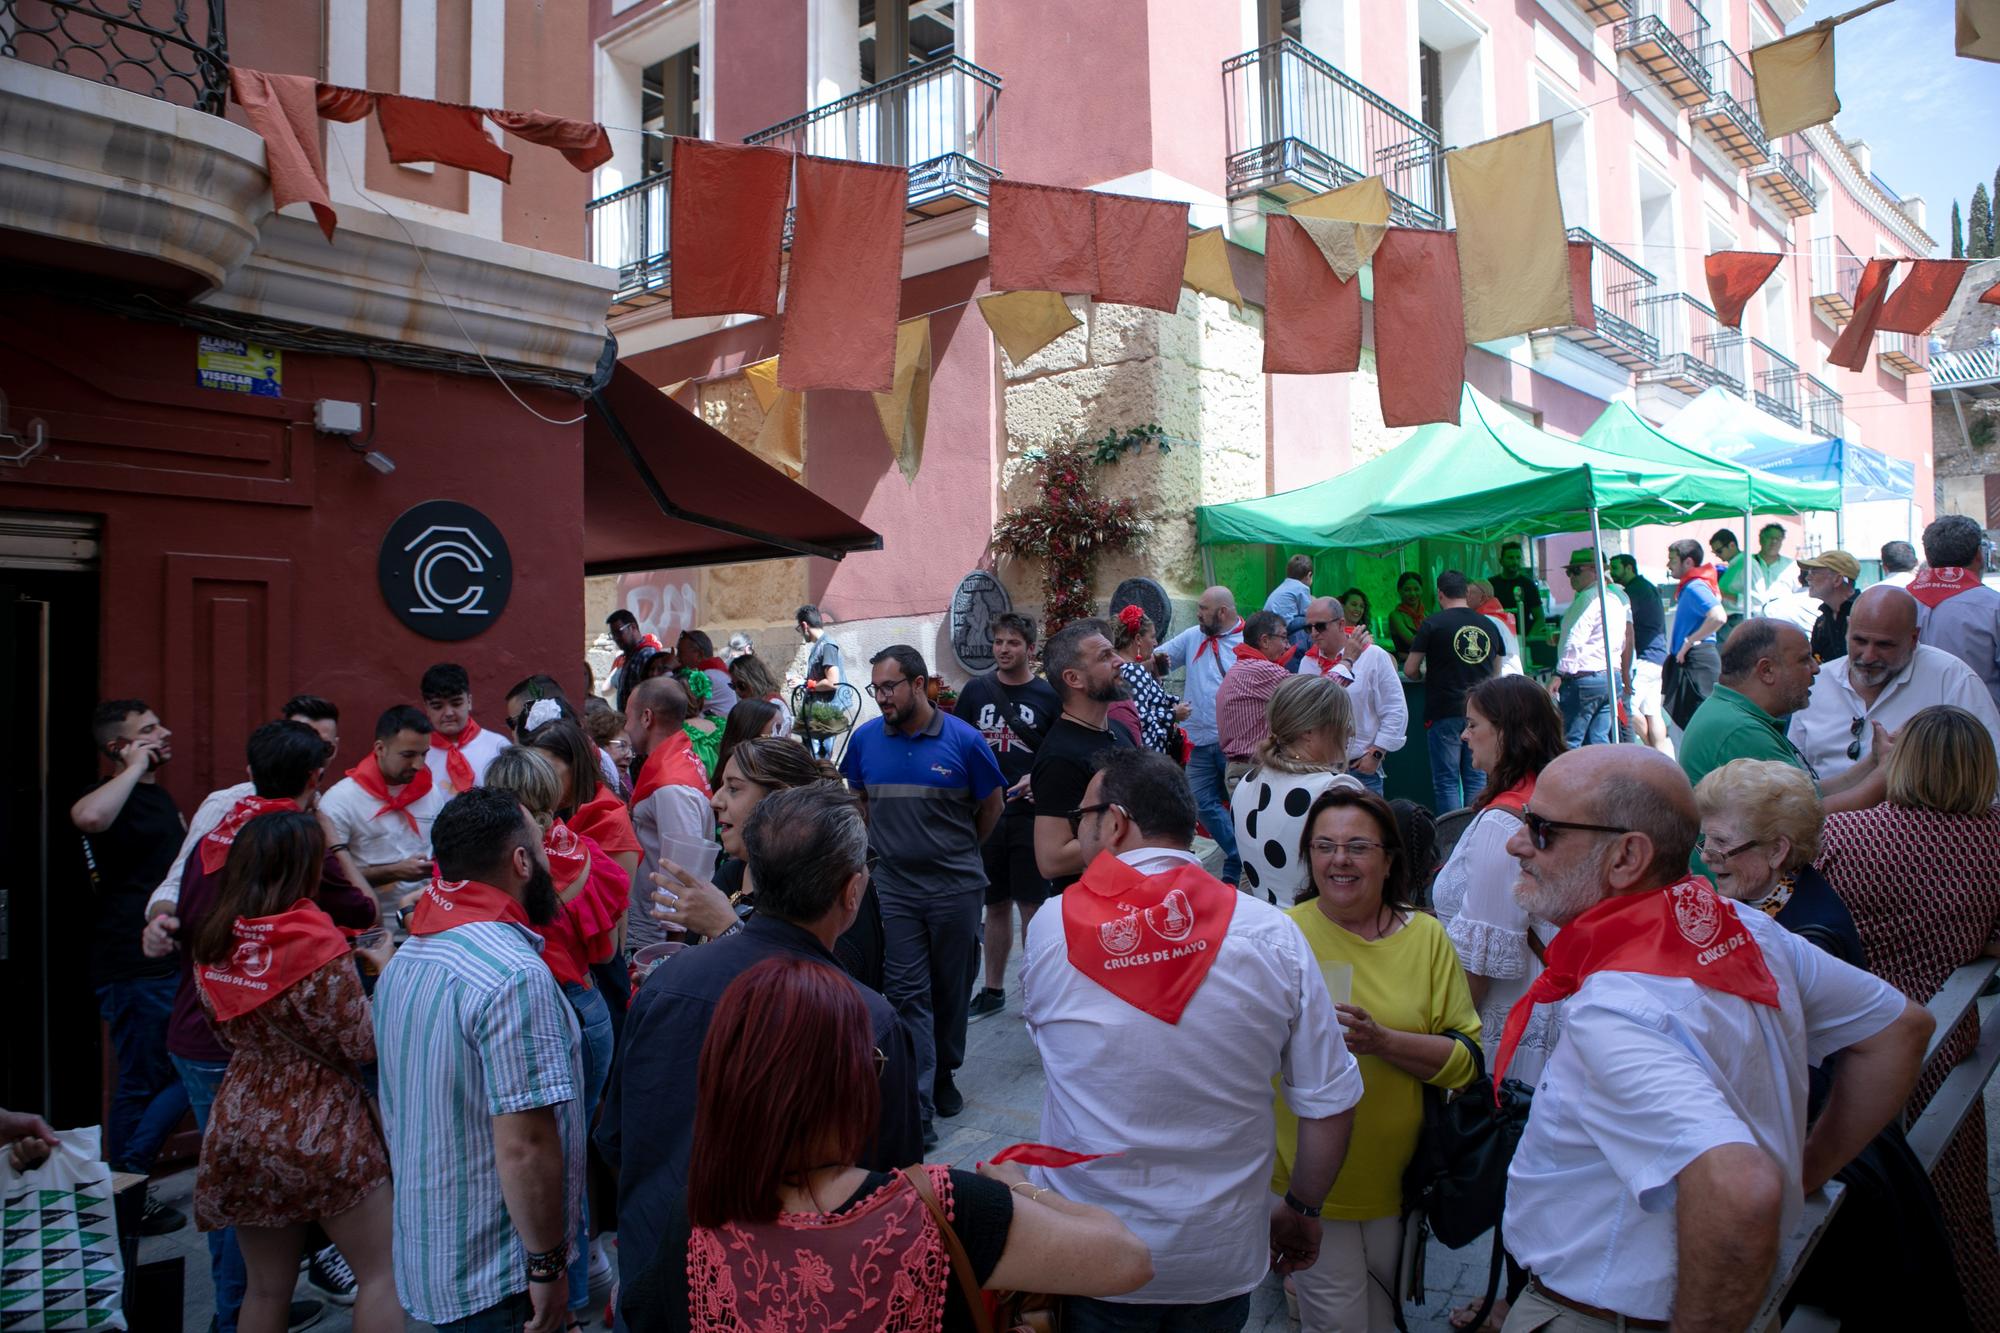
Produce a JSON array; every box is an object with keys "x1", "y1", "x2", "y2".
[{"x1": 858, "y1": 0, "x2": 957, "y2": 169}]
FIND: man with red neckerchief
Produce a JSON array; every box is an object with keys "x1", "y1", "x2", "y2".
[
  {"x1": 1214, "y1": 611, "x2": 1297, "y2": 774},
  {"x1": 1300, "y1": 596, "x2": 1406, "y2": 795},
  {"x1": 622, "y1": 676, "x2": 713, "y2": 953},
  {"x1": 1021, "y1": 748, "x2": 1361, "y2": 1332},
  {"x1": 1495, "y1": 746, "x2": 1930, "y2": 1333},
  {"x1": 1913, "y1": 514, "x2": 2000, "y2": 710},
  {"x1": 319, "y1": 705, "x2": 446, "y2": 926},
  {"x1": 420, "y1": 662, "x2": 511, "y2": 797}
]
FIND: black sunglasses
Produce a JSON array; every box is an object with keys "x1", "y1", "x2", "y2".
[
  {"x1": 1067, "y1": 802, "x2": 1115, "y2": 834},
  {"x1": 1307, "y1": 620, "x2": 1336, "y2": 634},
  {"x1": 1521, "y1": 809, "x2": 1633, "y2": 851},
  {"x1": 1846, "y1": 715, "x2": 1865, "y2": 762}
]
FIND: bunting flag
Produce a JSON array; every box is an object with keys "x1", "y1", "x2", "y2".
[
  {"x1": 669, "y1": 139, "x2": 793, "y2": 318},
  {"x1": 1262, "y1": 217, "x2": 1362, "y2": 374},
  {"x1": 1373, "y1": 228, "x2": 1466, "y2": 427},
  {"x1": 375, "y1": 94, "x2": 515, "y2": 179},
  {"x1": 1292, "y1": 217, "x2": 1387, "y2": 283},
  {"x1": 1705, "y1": 251, "x2": 1785, "y2": 329},
  {"x1": 778, "y1": 157, "x2": 909, "y2": 393},
  {"x1": 1568, "y1": 239, "x2": 1597, "y2": 331},
  {"x1": 1092, "y1": 193, "x2": 1191, "y2": 312},
  {"x1": 742, "y1": 357, "x2": 782, "y2": 412},
  {"x1": 1875, "y1": 259, "x2": 1974, "y2": 334},
  {"x1": 1182, "y1": 228, "x2": 1244, "y2": 308},
  {"x1": 1750, "y1": 26, "x2": 1839, "y2": 138},
  {"x1": 978, "y1": 290, "x2": 1080, "y2": 365},
  {"x1": 989, "y1": 180, "x2": 1100, "y2": 294},
  {"x1": 1827, "y1": 258, "x2": 1899, "y2": 371},
  {"x1": 874, "y1": 317, "x2": 933, "y2": 482},
  {"x1": 1961, "y1": 0, "x2": 2000, "y2": 62},
  {"x1": 1982, "y1": 280, "x2": 2000, "y2": 306},
  {"x1": 1448, "y1": 123, "x2": 1573, "y2": 343},
  {"x1": 1289, "y1": 176, "x2": 1391, "y2": 225},
  {"x1": 229, "y1": 69, "x2": 338, "y2": 239},
  {"x1": 737, "y1": 358, "x2": 805, "y2": 477}
]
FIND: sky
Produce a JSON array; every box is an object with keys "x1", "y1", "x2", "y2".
[{"x1": 1793, "y1": 0, "x2": 2000, "y2": 255}]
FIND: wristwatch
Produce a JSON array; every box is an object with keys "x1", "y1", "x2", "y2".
[{"x1": 1282, "y1": 1189, "x2": 1322, "y2": 1218}]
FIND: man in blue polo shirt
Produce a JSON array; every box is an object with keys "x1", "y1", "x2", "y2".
[{"x1": 841, "y1": 645, "x2": 1005, "y2": 1149}]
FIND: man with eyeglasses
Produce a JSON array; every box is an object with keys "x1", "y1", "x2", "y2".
[
  {"x1": 1300, "y1": 596, "x2": 1405, "y2": 794},
  {"x1": 1495, "y1": 745, "x2": 1930, "y2": 1333},
  {"x1": 839, "y1": 645, "x2": 1005, "y2": 1149}
]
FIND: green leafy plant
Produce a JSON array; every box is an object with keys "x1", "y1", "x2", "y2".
[{"x1": 1089, "y1": 422, "x2": 1170, "y2": 466}]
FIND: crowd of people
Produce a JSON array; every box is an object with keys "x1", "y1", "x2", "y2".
[{"x1": 20, "y1": 531, "x2": 2000, "y2": 1333}]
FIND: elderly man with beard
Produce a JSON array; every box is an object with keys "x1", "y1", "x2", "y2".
[
  {"x1": 373, "y1": 787, "x2": 582, "y2": 1333},
  {"x1": 1158, "y1": 587, "x2": 1248, "y2": 885},
  {"x1": 1790, "y1": 585, "x2": 2000, "y2": 785},
  {"x1": 1494, "y1": 747, "x2": 1931, "y2": 1333}
]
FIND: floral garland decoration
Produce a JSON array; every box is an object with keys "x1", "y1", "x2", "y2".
[{"x1": 992, "y1": 443, "x2": 1148, "y2": 635}]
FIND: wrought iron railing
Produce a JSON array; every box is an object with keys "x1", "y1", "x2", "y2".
[
  {"x1": 1748, "y1": 133, "x2": 1815, "y2": 213},
  {"x1": 1693, "y1": 42, "x2": 1769, "y2": 164},
  {"x1": 1638, "y1": 291, "x2": 1744, "y2": 391},
  {"x1": 1810, "y1": 235, "x2": 1863, "y2": 301},
  {"x1": 1563, "y1": 226, "x2": 1661, "y2": 363},
  {"x1": 1222, "y1": 38, "x2": 1444, "y2": 228},
  {"x1": 587, "y1": 171, "x2": 672, "y2": 301},
  {"x1": 0, "y1": 0, "x2": 228, "y2": 112},
  {"x1": 1876, "y1": 329, "x2": 1929, "y2": 375},
  {"x1": 1614, "y1": 0, "x2": 1712, "y2": 101},
  {"x1": 1803, "y1": 373, "x2": 1842, "y2": 437},
  {"x1": 1750, "y1": 338, "x2": 1802, "y2": 425}
]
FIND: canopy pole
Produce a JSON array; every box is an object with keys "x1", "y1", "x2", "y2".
[
  {"x1": 1588, "y1": 505, "x2": 1618, "y2": 742},
  {"x1": 1743, "y1": 509, "x2": 1754, "y2": 614}
]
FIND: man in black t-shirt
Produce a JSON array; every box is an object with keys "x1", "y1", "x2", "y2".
[
  {"x1": 1488, "y1": 541, "x2": 1544, "y2": 643},
  {"x1": 1610, "y1": 553, "x2": 1670, "y2": 751},
  {"x1": 1030, "y1": 619, "x2": 1135, "y2": 896},
  {"x1": 955, "y1": 614, "x2": 1062, "y2": 1019},
  {"x1": 1402, "y1": 571, "x2": 1499, "y2": 813},
  {"x1": 68, "y1": 699, "x2": 188, "y2": 1227}
]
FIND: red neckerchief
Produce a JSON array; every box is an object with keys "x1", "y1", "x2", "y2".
[
  {"x1": 429, "y1": 716, "x2": 482, "y2": 792},
  {"x1": 1062, "y1": 852, "x2": 1238, "y2": 1025},
  {"x1": 196, "y1": 899, "x2": 351, "y2": 1023},
  {"x1": 1676, "y1": 563, "x2": 1721, "y2": 598},
  {"x1": 403, "y1": 876, "x2": 529, "y2": 936},
  {"x1": 544, "y1": 817, "x2": 589, "y2": 886},
  {"x1": 198, "y1": 795, "x2": 300, "y2": 875},
  {"x1": 1231, "y1": 640, "x2": 1297, "y2": 668},
  {"x1": 1909, "y1": 566, "x2": 1979, "y2": 609},
  {"x1": 629, "y1": 730, "x2": 712, "y2": 805},
  {"x1": 1477, "y1": 598, "x2": 1518, "y2": 634},
  {"x1": 571, "y1": 786, "x2": 642, "y2": 857},
  {"x1": 611, "y1": 632, "x2": 664, "y2": 671},
  {"x1": 1494, "y1": 875, "x2": 1779, "y2": 1097},
  {"x1": 344, "y1": 754, "x2": 434, "y2": 834},
  {"x1": 1480, "y1": 775, "x2": 1535, "y2": 816},
  {"x1": 1303, "y1": 645, "x2": 1353, "y2": 684},
  {"x1": 1194, "y1": 620, "x2": 1245, "y2": 663},
  {"x1": 698, "y1": 656, "x2": 728, "y2": 672}
]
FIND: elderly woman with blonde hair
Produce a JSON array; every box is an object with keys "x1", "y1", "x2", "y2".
[
  {"x1": 1229, "y1": 674, "x2": 1360, "y2": 904},
  {"x1": 1692, "y1": 758, "x2": 1863, "y2": 966}
]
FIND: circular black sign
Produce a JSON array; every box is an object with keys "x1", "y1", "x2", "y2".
[
  {"x1": 1111, "y1": 577, "x2": 1172, "y2": 637},
  {"x1": 378, "y1": 500, "x2": 513, "y2": 641},
  {"x1": 949, "y1": 570, "x2": 1012, "y2": 673}
]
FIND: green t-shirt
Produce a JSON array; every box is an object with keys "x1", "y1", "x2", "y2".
[{"x1": 1676, "y1": 684, "x2": 1807, "y2": 790}]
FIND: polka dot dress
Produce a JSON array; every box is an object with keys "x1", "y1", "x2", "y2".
[{"x1": 1230, "y1": 767, "x2": 1360, "y2": 904}]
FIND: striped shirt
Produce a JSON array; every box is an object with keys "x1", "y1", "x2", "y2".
[{"x1": 373, "y1": 920, "x2": 583, "y2": 1325}]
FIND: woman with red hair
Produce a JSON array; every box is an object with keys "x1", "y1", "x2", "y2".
[{"x1": 623, "y1": 956, "x2": 1152, "y2": 1332}]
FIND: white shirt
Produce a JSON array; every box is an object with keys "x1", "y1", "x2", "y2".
[
  {"x1": 1760, "y1": 588, "x2": 1823, "y2": 635},
  {"x1": 1159, "y1": 624, "x2": 1244, "y2": 748},
  {"x1": 626, "y1": 780, "x2": 714, "y2": 951},
  {"x1": 1487, "y1": 614, "x2": 1524, "y2": 677},
  {"x1": 1304, "y1": 645, "x2": 1408, "y2": 760},
  {"x1": 1880, "y1": 570, "x2": 1917, "y2": 589},
  {"x1": 1554, "y1": 583, "x2": 1630, "y2": 677},
  {"x1": 421, "y1": 726, "x2": 511, "y2": 799},
  {"x1": 1433, "y1": 807, "x2": 1559, "y2": 1087},
  {"x1": 148, "y1": 781, "x2": 253, "y2": 915},
  {"x1": 319, "y1": 774, "x2": 446, "y2": 919},
  {"x1": 1504, "y1": 902, "x2": 1907, "y2": 1320},
  {"x1": 1021, "y1": 846, "x2": 1364, "y2": 1305},
  {"x1": 1788, "y1": 644, "x2": 2000, "y2": 782},
  {"x1": 1746, "y1": 555, "x2": 1798, "y2": 617}
]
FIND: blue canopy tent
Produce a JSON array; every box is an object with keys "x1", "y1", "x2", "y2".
[{"x1": 1733, "y1": 437, "x2": 1916, "y2": 505}]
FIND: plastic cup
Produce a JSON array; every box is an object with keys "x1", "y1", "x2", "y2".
[
  {"x1": 1318, "y1": 960, "x2": 1354, "y2": 1006},
  {"x1": 661, "y1": 833, "x2": 720, "y2": 885},
  {"x1": 629, "y1": 940, "x2": 686, "y2": 988}
]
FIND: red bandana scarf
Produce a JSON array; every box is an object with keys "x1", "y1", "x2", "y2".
[
  {"x1": 196, "y1": 899, "x2": 351, "y2": 1022},
  {"x1": 1194, "y1": 620, "x2": 1245, "y2": 663},
  {"x1": 1477, "y1": 598, "x2": 1518, "y2": 634},
  {"x1": 630, "y1": 730, "x2": 712, "y2": 806},
  {"x1": 429, "y1": 716, "x2": 483, "y2": 792},
  {"x1": 1062, "y1": 852, "x2": 1237, "y2": 1025},
  {"x1": 198, "y1": 795, "x2": 301, "y2": 875},
  {"x1": 345, "y1": 753, "x2": 434, "y2": 834},
  {"x1": 1676, "y1": 563, "x2": 1722, "y2": 598},
  {"x1": 1481, "y1": 775, "x2": 1535, "y2": 817},
  {"x1": 572, "y1": 785, "x2": 642, "y2": 857},
  {"x1": 1232, "y1": 640, "x2": 1297, "y2": 669},
  {"x1": 1908, "y1": 566, "x2": 1980, "y2": 609},
  {"x1": 1493, "y1": 875, "x2": 1779, "y2": 1096},
  {"x1": 544, "y1": 817, "x2": 590, "y2": 886},
  {"x1": 403, "y1": 876, "x2": 529, "y2": 936},
  {"x1": 612, "y1": 632, "x2": 664, "y2": 671},
  {"x1": 1305, "y1": 646, "x2": 1353, "y2": 685}
]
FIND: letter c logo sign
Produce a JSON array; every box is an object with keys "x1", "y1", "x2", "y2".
[{"x1": 379, "y1": 501, "x2": 513, "y2": 641}]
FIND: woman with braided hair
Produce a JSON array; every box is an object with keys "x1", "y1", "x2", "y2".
[{"x1": 1109, "y1": 604, "x2": 1189, "y2": 756}]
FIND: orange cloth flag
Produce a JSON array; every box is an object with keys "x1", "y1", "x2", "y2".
[
  {"x1": 778, "y1": 157, "x2": 909, "y2": 393},
  {"x1": 486, "y1": 110, "x2": 613, "y2": 172},
  {"x1": 1705, "y1": 252, "x2": 1785, "y2": 329},
  {"x1": 1875, "y1": 259, "x2": 1973, "y2": 335},
  {"x1": 1448, "y1": 123, "x2": 1573, "y2": 344},
  {"x1": 978, "y1": 291, "x2": 1081, "y2": 365},
  {"x1": 1568, "y1": 240, "x2": 1596, "y2": 331},
  {"x1": 1182, "y1": 229, "x2": 1244, "y2": 308},
  {"x1": 1374, "y1": 228, "x2": 1466, "y2": 427},
  {"x1": 1093, "y1": 193, "x2": 1190, "y2": 312},
  {"x1": 375, "y1": 94, "x2": 514, "y2": 180},
  {"x1": 990, "y1": 180, "x2": 1099, "y2": 294},
  {"x1": 1827, "y1": 258, "x2": 1899, "y2": 372},
  {"x1": 1750, "y1": 26, "x2": 1839, "y2": 138},
  {"x1": 1982, "y1": 280, "x2": 2000, "y2": 306},
  {"x1": 670, "y1": 139, "x2": 793, "y2": 318},
  {"x1": 229, "y1": 68, "x2": 341, "y2": 240},
  {"x1": 1262, "y1": 217, "x2": 1361, "y2": 375}
]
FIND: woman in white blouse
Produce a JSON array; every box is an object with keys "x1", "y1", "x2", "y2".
[{"x1": 1230, "y1": 675, "x2": 1362, "y2": 904}]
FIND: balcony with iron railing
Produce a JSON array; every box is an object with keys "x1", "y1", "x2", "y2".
[
  {"x1": 586, "y1": 56, "x2": 1002, "y2": 311},
  {"x1": 0, "y1": 0, "x2": 229, "y2": 113},
  {"x1": 1690, "y1": 43, "x2": 1769, "y2": 168},
  {"x1": 1614, "y1": 0, "x2": 1712, "y2": 109},
  {"x1": 1877, "y1": 330, "x2": 1928, "y2": 378},
  {"x1": 1222, "y1": 38, "x2": 1445, "y2": 228},
  {"x1": 1574, "y1": 0, "x2": 1634, "y2": 24},
  {"x1": 1810, "y1": 236, "x2": 1864, "y2": 325},
  {"x1": 1637, "y1": 291, "x2": 1743, "y2": 395},
  {"x1": 1803, "y1": 373, "x2": 1842, "y2": 437},
  {"x1": 1750, "y1": 338, "x2": 1803, "y2": 425},
  {"x1": 1747, "y1": 134, "x2": 1815, "y2": 218},
  {"x1": 1550, "y1": 227, "x2": 1660, "y2": 370}
]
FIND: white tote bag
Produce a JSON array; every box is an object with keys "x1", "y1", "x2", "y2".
[{"x1": 0, "y1": 1125, "x2": 127, "y2": 1330}]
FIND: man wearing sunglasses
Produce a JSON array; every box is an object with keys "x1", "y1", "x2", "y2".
[
  {"x1": 1499, "y1": 745, "x2": 1931, "y2": 1333},
  {"x1": 1299, "y1": 596, "x2": 1405, "y2": 794}
]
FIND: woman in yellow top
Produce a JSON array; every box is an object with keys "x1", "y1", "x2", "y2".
[{"x1": 1273, "y1": 785, "x2": 1480, "y2": 1330}]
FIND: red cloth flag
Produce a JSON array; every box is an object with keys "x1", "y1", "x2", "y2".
[
  {"x1": 988, "y1": 1143, "x2": 1122, "y2": 1168},
  {"x1": 196, "y1": 900, "x2": 352, "y2": 1022},
  {"x1": 374, "y1": 94, "x2": 514, "y2": 181},
  {"x1": 1061, "y1": 853, "x2": 1238, "y2": 1025},
  {"x1": 343, "y1": 754, "x2": 435, "y2": 834},
  {"x1": 1092, "y1": 193, "x2": 1190, "y2": 312},
  {"x1": 778, "y1": 157, "x2": 909, "y2": 393},
  {"x1": 989, "y1": 180, "x2": 1099, "y2": 294},
  {"x1": 669, "y1": 138, "x2": 792, "y2": 318},
  {"x1": 1982, "y1": 281, "x2": 2000, "y2": 306},
  {"x1": 1373, "y1": 228, "x2": 1466, "y2": 427},
  {"x1": 315, "y1": 83, "x2": 379, "y2": 123},
  {"x1": 485, "y1": 109, "x2": 613, "y2": 172},
  {"x1": 1875, "y1": 259, "x2": 1974, "y2": 334},
  {"x1": 229, "y1": 68, "x2": 341, "y2": 240},
  {"x1": 1568, "y1": 240, "x2": 1597, "y2": 331},
  {"x1": 199, "y1": 796, "x2": 302, "y2": 876},
  {"x1": 1262, "y1": 217, "x2": 1362, "y2": 375},
  {"x1": 1827, "y1": 258, "x2": 1898, "y2": 371},
  {"x1": 1704, "y1": 251, "x2": 1784, "y2": 329}
]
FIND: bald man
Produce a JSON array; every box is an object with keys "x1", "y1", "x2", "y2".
[
  {"x1": 1789, "y1": 585, "x2": 2000, "y2": 784},
  {"x1": 1157, "y1": 587, "x2": 1245, "y2": 885},
  {"x1": 624, "y1": 676, "x2": 713, "y2": 952},
  {"x1": 1499, "y1": 747, "x2": 1930, "y2": 1332}
]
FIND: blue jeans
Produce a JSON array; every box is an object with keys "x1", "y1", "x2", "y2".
[
  {"x1": 96, "y1": 974, "x2": 187, "y2": 1172},
  {"x1": 560, "y1": 980, "x2": 615, "y2": 1312},
  {"x1": 1187, "y1": 744, "x2": 1241, "y2": 885},
  {"x1": 172, "y1": 1054, "x2": 245, "y2": 1333},
  {"x1": 1063, "y1": 1292, "x2": 1252, "y2": 1332},
  {"x1": 1559, "y1": 672, "x2": 1615, "y2": 748},
  {"x1": 1352, "y1": 766, "x2": 1385, "y2": 796},
  {"x1": 1425, "y1": 716, "x2": 1486, "y2": 814},
  {"x1": 435, "y1": 1291, "x2": 530, "y2": 1332}
]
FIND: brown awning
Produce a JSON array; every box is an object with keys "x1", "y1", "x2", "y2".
[{"x1": 583, "y1": 362, "x2": 880, "y2": 574}]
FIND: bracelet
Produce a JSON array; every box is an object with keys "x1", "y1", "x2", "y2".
[
  {"x1": 523, "y1": 1244, "x2": 566, "y2": 1283},
  {"x1": 1282, "y1": 1189, "x2": 1322, "y2": 1218},
  {"x1": 328, "y1": 842, "x2": 350, "y2": 854},
  {"x1": 1008, "y1": 1181, "x2": 1047, "y2": 1204}
]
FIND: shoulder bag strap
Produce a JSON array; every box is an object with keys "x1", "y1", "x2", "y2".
[
  {"x1": 1441, "y1": 1028, "x2": 1485, "y2": 1084},
  {"x1": 1524, "y1": 927, "x2": 1548, "y2": 966},
  {"x1": 901, "y1": 1165, "x2": 994, "y2": 1333},
  {"x1": 265, "y1": 1010, "x2": 390, "y2": 1160}
]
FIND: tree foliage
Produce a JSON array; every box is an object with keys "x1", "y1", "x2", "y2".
[
  {"x1": 1952, "y1": 201, "x2": 1965, "y2": 259},
  {"x1": 1971, "y1": 185, "x2": 1994, "y2": 260}
]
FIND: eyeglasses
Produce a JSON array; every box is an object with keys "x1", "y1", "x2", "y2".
[
  {"x1": 867, "y1": 678, "x2": 913, "y2": 699},
  {"x1": 1307, "y1": 620, "x2": 1336, "y2": 634},
  {"x1": 1067, "y1": 802, "x2": 1117, "y2": 833},
  {"x1": 1308, "y1": 838, "x2": 1388, "y2": 858},
  {"x1": 1520, "y1": 810, "x2": 1633, "y2": 851},
  {"x1": 1695, "y1": 834, "x2": 1764, "y2": 861},
  {"x1": 1846, "y1": 715, "x2": 1865, "y2": 762}
]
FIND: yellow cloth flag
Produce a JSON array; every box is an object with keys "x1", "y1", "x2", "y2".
[
  {"x1": 1289, "y1": 176, "x2": 1391, "y2": 225},
  {"x1": 1448, "y1": 122, "x2": 1573, "y2": 344},
  {"x1": 1182, "y1": 228, "x2": 1244, "y2": 308},
  {"x1": 977, "y1": 290, "x2": 1080, "y2": 365},
  {"x1": 1962, "y1": 0, "x2": 2000, "y2": 62},
  {"x1": 741, "y1": 357, "x2": 782, "y2": 413},
  {"x1": 873, "y1": 317, "x2": 932, "y2": 483},
  {"x1": 751, "y1": 386, "x2": 805, "y2": 479},
  {"x1": 1750, "y1": 26, "x2": 1839, "y2": 138},
  {"x1": 1291, "y1": 217, "x2": 1387, "y2": 282}
]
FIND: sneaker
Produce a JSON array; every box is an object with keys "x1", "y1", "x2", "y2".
[
  {"x1": 586, "y1": 1239, "x2": 617, "y2": 1311},
  {"x1": 137, "y1": 1190, "x2": 187, "y2": 1237},
  {"x1": 305, "y1": 1244, "x2": 356, "y2": 1305},
  {"x1": 968, "y1": 987, "x2": 1005, "y2": 1019},
  {"x1": 287, "y1": 1299, "x2": 326, "y2": 1331},
  {"x1": 922, "y1": 1120, "x2": 939, "y2": 1151},
  {"x1": 933, "y1": 1072, "x2": 964, "y2": 1119}
]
